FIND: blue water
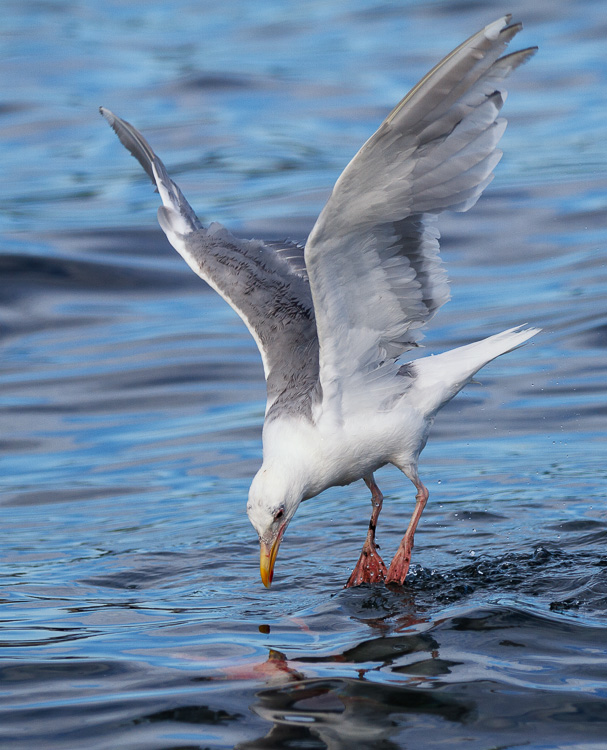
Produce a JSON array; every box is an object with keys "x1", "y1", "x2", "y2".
[{"x1": 2, "y1": 1, "x2": 607, "y2": 748}]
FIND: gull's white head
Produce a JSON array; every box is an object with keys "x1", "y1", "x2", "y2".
[{"x1": 247, "y1": 461, "x2": 304, "y2": 588}]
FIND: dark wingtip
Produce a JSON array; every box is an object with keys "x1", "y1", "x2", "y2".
[
  {"x1": 99, "y1": 106, "x2": 115, "y2": 125},
  {"x1": 99, "y1": 106, "x2": 157, "y2": 185}
]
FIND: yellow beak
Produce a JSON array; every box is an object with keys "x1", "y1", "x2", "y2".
[{"x1": 259, "y1": 535, "x2": 282, "y2": 588}]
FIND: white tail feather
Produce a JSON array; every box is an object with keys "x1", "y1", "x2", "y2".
[{"x1": 410, "y1": 325, "x2": 540, "y2": 414}]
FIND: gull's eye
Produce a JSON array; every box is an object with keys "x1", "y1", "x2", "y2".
[{"x1": 274, "y1": 507, "x2": 284, "y2": 521}]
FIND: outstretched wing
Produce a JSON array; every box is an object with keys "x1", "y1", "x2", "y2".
[
  {"x1": 100, "y1": 108, "x2": 319, "y2": 418},
  {"x1": 304, "y1": 16, "x2": 536, "y2": 410}
]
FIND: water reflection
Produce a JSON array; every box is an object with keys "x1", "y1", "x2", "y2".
[
  {"x1": 238, "y1": 573, "x2": 607, "y2": 748},
  {"x1": 242, "y1": 651, "x2": 468, "y2": 749},
  {"x1": 239, "y1": 592, "x2": 464, "y2": 750}
]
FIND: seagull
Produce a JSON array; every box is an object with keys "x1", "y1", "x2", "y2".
[{"x1": 101, "y1": 16, "x2": 538, "y2": 589}]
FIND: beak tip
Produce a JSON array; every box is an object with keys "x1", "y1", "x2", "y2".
[
  {"x1": 260, "y1": 537, "x2": 281, "y2": 588},
  {"x1": 260, "y1": 561, "x2": 274, "y2": 588}
]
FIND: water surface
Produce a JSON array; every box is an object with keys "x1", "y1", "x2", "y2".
[{"x1": 2, "y1": 1, "x2": 607, "y2": 748}]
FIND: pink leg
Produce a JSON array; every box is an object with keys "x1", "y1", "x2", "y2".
[
  {"x1": 386, "y1": 477, "x2": 429, "y2": 585},
  {"x1": 345, "y1": 475, "x2": 388, "y2": 587}
]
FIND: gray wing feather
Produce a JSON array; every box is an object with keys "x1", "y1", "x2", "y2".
[
  {"x1": 266, "y1": 239, "x2": 309, "y2": 281},
  {"x1": 305, "y1": 17, "x2": 536, "y2": 407},
  {"x1": 100, "y1": 108, "x2": 318, "y2": 418},
  {"x1": 178, "y1": 226, "x2": 318, "y2": 418},
  {"x1": 100, "y1": 107, "x2": 202, "y2": 233}
]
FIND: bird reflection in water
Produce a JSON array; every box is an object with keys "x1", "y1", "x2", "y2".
[{"x1": 238, "y1": 606, "x2": 468, "y2": 749}]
